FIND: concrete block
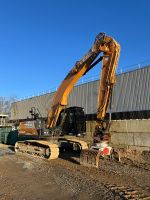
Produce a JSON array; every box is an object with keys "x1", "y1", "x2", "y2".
[
  {"x1": 133, "y1": 132, "x2": 150, "y2": 147},
  {"x1": 111, "y1": 132, "x2": 134, "y2": 146},
  {"x1": 110, "y1": 119, "x2": 150, "y2": 133}
]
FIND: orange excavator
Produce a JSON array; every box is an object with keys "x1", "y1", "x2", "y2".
[{"x1": 15, "y1": 32, "x2": 120, "y2": 167}]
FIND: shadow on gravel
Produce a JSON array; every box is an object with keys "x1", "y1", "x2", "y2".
[
  {"x1": 8, "y1": 146, "x2": 15, "y2": 152},
  {"x1": 0, "y1": 147, "x2": 15, "y2": 157},
  {"x1": 59, "y1": 150, "x2": 80, "y2": 165}
]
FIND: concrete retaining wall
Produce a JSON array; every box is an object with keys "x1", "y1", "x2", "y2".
[{"x1": 86, "y1": 119, "x2": 150, "y2": 150}]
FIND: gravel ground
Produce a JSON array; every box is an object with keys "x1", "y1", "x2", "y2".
[{"x1": 0, "y1": 144, "x2": 149, "y2": 200}]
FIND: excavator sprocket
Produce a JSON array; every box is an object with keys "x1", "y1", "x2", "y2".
[{"x1": 15, "y1": 140, "x2": 59, "y2": 160}]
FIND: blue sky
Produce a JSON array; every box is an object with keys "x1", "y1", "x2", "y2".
[{"x1": 0, "y1": 0, "x2": 150, "y2": 98}]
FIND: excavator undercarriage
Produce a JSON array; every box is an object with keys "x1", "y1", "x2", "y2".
[{"x1": 15, "y1": 137, "x2": 115, "y2": 168}]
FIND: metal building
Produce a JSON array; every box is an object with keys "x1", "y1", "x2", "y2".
[{"x1": 10, "y1": 66, "x2": 150, "y2": 121}]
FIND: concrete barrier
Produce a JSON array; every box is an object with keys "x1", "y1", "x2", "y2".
[
  {"x1": 86, "y1": 119, "x2": 150, "y2": 150},
  {"x1": 110, "y1": 119, "x2": 150, "y2": 150}
]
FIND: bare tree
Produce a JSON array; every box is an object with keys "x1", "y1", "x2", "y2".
[{"x1": 0, "y1": 96, "x2": 17, "y2": 115}]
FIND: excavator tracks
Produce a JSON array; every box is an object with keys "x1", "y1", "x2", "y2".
[
  {"x1": 15, "y1": 140, "x2": 59, "y2": 160},
  {"x1": 105, "y1": 184, "x2": 150, "y2": 200},
  {"x1": 15, "y1": 138, "x2": 88, "y2": 161},
  {"x1": 15, "y1": 137, "x2": 105, "y2": 168}
]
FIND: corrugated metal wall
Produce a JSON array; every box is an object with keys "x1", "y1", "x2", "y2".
[
  {"x1": 10, "y1": 66, "x2": 150, "y2": 120},
  {"x1": 112, "y1": 66, "x2": 150, "y2": 112}
]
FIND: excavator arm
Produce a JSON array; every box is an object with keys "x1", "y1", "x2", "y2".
[{"x1": 47, "y1": 33, "x2": 120, "y2": 132}]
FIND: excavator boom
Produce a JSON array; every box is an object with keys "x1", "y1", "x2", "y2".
[{"x1": 47, "y1": 33, "x2": 120, "y2": 132}]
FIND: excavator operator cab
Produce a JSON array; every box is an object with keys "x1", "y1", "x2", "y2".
[{"x1": 56, "y1": 106, "x2": 86, "y2": 136}]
